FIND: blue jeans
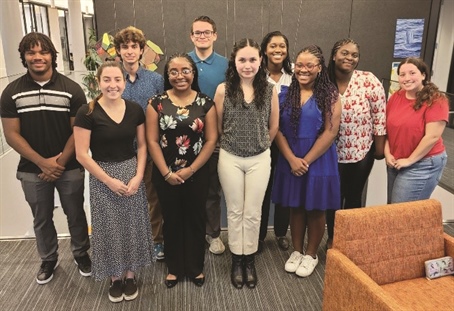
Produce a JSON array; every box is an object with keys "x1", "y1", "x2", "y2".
[{"x1": 387, "y1": 151, "x2": 447, "y2": 203}]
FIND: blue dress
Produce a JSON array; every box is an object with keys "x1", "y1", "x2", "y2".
[{"x1": 272, "y1": 88, "x2": 340, "y2": 211}]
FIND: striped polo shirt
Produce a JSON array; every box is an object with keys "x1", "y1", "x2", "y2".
[{"x1": 0, "y1": 71, "x2": 85, "y2": 173}]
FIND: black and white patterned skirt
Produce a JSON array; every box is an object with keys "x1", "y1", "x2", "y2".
[{"x1": 89, "y1": 157, "x2": 154, "y2": 281}]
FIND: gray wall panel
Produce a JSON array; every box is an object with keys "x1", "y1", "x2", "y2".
[
  {"x1": 350, "y1": 0, "x2": 434, "y2": 89},
  {"x1": 93, "y1": 0, "x2": 441, "y2": 81}
]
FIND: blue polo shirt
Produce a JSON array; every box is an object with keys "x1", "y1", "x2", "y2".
[
  {"x1": 122, "y1": 66, "x2": 164, "y2": 111},
  {"x1": 188, "y1": 50, "x2": 228, "y2": 99}
]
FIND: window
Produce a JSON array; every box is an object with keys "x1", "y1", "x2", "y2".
[{"x1": 20, "y1": 2, "x2": 50, "y2": 35}]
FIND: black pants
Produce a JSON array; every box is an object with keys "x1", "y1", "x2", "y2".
[
  {"x1": 259, "y1": 143, "x2": 290, "y2": 241},
  {"x1": 326, "y1": 147, "x2": 375, "y2": 239},
  {"x1": 153, "y1": 164, "x2": 209, "y2": 278}
]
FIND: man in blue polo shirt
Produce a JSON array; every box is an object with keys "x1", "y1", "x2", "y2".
[
  {"x1": 188, "y1": 16, "x2": 228, "y2": 255},
  {"x1": 114, "y1": 26, "x2": 165, "y2": 259}
]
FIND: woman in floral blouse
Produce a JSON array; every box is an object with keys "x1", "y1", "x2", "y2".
[
  {"x1": 146, "y1": 53, "x2": 217, "y2": 288},
  {"x1": 326, "y1": 38, "x2": 387, "y2": 249}
]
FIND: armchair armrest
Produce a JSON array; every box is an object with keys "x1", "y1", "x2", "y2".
[
  {"x1": 323, "y1": 249, "x2": 407, "y2": 311},
  {"x1": 445, "y1": 233, "x2": 454, "y2": 258}
]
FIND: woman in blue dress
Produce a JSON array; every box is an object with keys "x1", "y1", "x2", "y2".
[{"x1": 272, "y1": 45, "x2": 341, "y2": 277}]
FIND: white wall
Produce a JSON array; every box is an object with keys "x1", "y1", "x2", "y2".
[
  {"x1": 431, "y1": 0, "x2": 454, "y2": 91},
  {"x1": 0, "y1": 0, "x2": 26, "y2": 78},
  {"x1": 366, "y1": 160, "x2": 454, "y2": 222},
  {"x1": 0, "y1": 150, "x2": 91, "y2": 238}
]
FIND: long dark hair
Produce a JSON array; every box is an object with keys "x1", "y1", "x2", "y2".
[
  {"x1": 87, "y1": 61, "x2": 125, "y2": 115},
  {"x1": 163, "y1": 53, "x2": 200, "y2": 92},
  {"x1": 327, "y1": 38, "x2": 360, "y2": 89},
  {"x1": 398, "y1": 57, "x2": 446, "y2": 110},
  {"x1": 284, "y1": 45, "x2": 338, "y2": 137},
  {"x1": 260, "y1": 31, "x2": 292, "y2": 75},
  {"x1": 225, "y1": 38, "x2": 268, "y2": 109},
  {"x1": 18, "y1": 32, "x2": 58, "y2": 69}
]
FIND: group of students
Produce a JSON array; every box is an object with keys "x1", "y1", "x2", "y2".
[{"x1": 0, "y1": 15, "x2": 449, "y2": 304}]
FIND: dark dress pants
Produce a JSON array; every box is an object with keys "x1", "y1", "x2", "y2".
[
  {"x1": 326, "y1": 147, "x2": 375, "y2": 239},
  {"x1": 154, "y1": 164, "x2": 209, "y2": 278},
  {"x1": 17, "y1": 168, "x2": 90, "y2": 261}
]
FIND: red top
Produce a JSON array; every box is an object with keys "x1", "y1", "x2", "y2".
[{"x1": 386, "y1": 89, "x2": 448, "y2": 159}]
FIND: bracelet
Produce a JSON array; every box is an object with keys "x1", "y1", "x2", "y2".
[
  {"x1": 164, "y1": 172, "x2": 173, "y2": 181},
  {"x1": 163, "y1": 170, "x2": 172, "y2": 180},
  {"x1": 189, "y1": 166, "x2": 196, "y2": 175}
]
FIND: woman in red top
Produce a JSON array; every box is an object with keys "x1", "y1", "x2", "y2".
[{"x1": 385, "y1": 57, "x2": 448, "y2": 203}]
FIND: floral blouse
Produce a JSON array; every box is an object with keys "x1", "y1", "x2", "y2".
[
  {"x1": 335, "y1": 70, "x2": 386, "y2": 163},
  {"x1": 150, "y1": 92, "x2": 214, "y2": 172}
]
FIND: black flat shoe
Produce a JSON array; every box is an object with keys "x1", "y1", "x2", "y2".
[
  {"x1": 191, "y1": 276, "x2": 205, "y2": 287},
  {"x1": 164, "y1": 278, "x2": 178, "y2": 288},
  {"x1": 277, "y1": 236, "x2": 289, "y2": 251}
]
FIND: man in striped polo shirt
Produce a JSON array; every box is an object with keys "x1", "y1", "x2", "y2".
[{"x1": 0, "y1": 33, "x2": 91, "y2": 285}]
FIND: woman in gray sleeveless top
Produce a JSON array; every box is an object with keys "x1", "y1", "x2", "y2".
[{"x1": 213, "y1": 38, "x2": 279, "y2": 289}]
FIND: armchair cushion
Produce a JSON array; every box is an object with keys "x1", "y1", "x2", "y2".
[
  {"x1": 332, "y1": 199, "x2": 445, "y2": 285},
  {"x1": 381, "y1": 276, "x2": 454, "y2": 310},
  {"x1": 323, "y1": 249, "x2": 405, "y2": 311}
]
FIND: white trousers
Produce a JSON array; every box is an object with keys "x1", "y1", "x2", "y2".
[{"x1": 218, "y1": 148, "x2": 271, "y2": 255}]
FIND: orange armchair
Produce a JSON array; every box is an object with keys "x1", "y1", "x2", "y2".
[{"x1": 323, "y1": 199, "x2": 454, "y2": 311}]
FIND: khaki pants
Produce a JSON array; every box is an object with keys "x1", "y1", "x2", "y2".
[{"x1": 218, "y1": 148, "x2": 271, "y2": 255}]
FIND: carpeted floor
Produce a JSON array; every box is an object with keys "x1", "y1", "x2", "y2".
[{"x1": 1, "y1": 225, "x2": 453, "y2": 311}]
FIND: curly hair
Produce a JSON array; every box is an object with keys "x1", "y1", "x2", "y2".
[
  {"x1": 327, "y1": 38, "x2": 360, "y2": 89},
  {"x1": 397, "y1": 57, "x2": 446, "y2": 110},
  {"x1": 283, "y1": 45, "x2": 338, "y2": 137},
  {"x1": 225, "y1": 38, "x2": 268, "y2": 109},
  {"x1": 260, "y1": 31, "x2": 292, "y2": 75},
  {"x1": 86, "y1": 61, "x2": 125, "y2": 115},
  {"x1": 114, "y1": 26, "x2": 146, "y2": 61},
  {"x1": 18, "y1": 32, "x2": 58, "y2": 69},
  {"x1": 163, "y1": 53, "x2": 200, "y2": 92}
]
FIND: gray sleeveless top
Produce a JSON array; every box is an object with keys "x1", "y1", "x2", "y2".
[{"x1": 220, "y1": 82, "x2": 273, "y2": 157}]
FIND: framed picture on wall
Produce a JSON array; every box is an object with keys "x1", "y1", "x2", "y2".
[{"x1": 393, "y1": 19, "x2": 424, "y2": 58}]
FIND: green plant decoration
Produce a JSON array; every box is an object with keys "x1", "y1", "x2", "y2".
[{"x1": 82, "y1": 28, "x2": 102, "y2": 99}]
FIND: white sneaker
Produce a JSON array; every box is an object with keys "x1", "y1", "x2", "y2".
[
  {"x1": 295, "y1": 254, "x2": 319, "y2": 277},
  {"x1": 206, "y1": 235, "x2": 225, "y2": 255},
  {"x1": 284, "y1": 251, "x2": 303, "y2": 273}
]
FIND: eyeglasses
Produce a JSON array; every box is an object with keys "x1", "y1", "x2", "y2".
[
  {"x1": 295, "y1": 63, "x2": 320, "y2": 71},
  {"x1": 168, "y1": 69, "x2": 193, "y2": 77},
  {"x1": 192, "y1": 30, "x2": 214, "y2": 38}
]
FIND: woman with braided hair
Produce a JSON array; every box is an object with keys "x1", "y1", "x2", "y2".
[
  {"x1": 325, "y1": 38, "x2": 386, "y2": 249},
  {"x1": 272, "y1": 45, "x2": 341, "y2": 277},
  {"x1": 385, "y1": 57, "x2": 448, "y2": 203}
]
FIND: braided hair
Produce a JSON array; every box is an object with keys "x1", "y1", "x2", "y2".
[
  {"x1": 283, "y1": 45, "x2": 338, "y2": 137},
  {"x1": 225, "y1": 38, "x2": 268, "y2": 109},
  {"x1": 397, "y1": 57, "x2": 446, "y2": 110},
  {"x1": 327, "y1": 38, "x2": 360, "y2": 89}
]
